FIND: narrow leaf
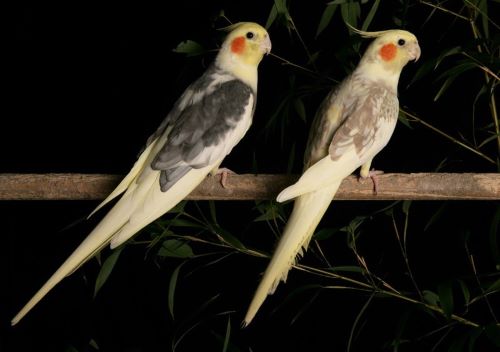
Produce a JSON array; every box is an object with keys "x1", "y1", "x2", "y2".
[
  {"x1": 169, "y1": 262, "x2": 186, "y2": 320},
  {"x1": 293, "y1": 98, "x2": 307, "y2": 122},
  {"x1": 215, "y1": 227, "x2": 246, "y2": 250},
  {"x1": 158, "y1": 239, "x2": 194, "y2": 258},
  {"x1": 361, "y1": 0, "x2": 380, "y2": 31},
  {"x1": 423, "y1": 290, "x2": 440, "y2": 307},
  {"x1": 437, "y1": 281, "x2": 454, "y2": 318},
  {"x1": 173, "y1": 40, "x2": 205, "y2": 57},
  {"x1": 457, "y1": 279, "x2": 471, "y2": 306},
  {"x1": 94, "y1": 246, "x2": 123, "y2": 297},
  {"x1": 485, "y1": 324, "x2": 500, "y2": 347},
  {"x1": 222, "y1": 316, "x2": 231, "y2": 352},
  {"x1": 316, "y1": 4, "x2": 338, "y2": 37}
]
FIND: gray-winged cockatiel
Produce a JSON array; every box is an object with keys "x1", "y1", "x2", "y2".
[
  {"x1": 12, "y1": 22, "x2": 271, "y2": 325},
  {"x1": 244, "y1": 27, "x2": 420, "y2": 326}
]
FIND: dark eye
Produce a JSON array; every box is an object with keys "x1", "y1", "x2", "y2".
[
  {"x1": 398, "y1": 39, "x2": 406, "y2": 46},
  {"x1": 246, "y1": 32, "x2": 254, "y2": 39}
]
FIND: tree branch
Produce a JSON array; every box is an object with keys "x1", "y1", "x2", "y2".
[{"x1": 1, "y1": 173, "x2": 499, "y2": 201}]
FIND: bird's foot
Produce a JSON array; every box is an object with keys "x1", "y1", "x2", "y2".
[
  {"x1": 358, "y1": 169, "x2": 384, "y2": 195},
  {"x1": 213, "y1": 167, "x2": 236, "y2": 188}
]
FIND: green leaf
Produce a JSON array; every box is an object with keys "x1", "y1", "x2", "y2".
[
  {"x1": 293, "y1": 98, "x2": 307, "y2": 122},
  {"x1": 168, "y1": 262, "x2": 185, "y2": 320},
  {"x1": 222, "y1": 316, "x2": 231, "y2": 352},
  {"x1": 398, "y1": 111, "x2": 414, "y2": 129},
  {"x1": 158, "y1": 239, "x2": 194, "y2": 258},
  {"x1": 94, "y1": 246, "x2": 123, "y2": 297},
  {"x1": 361, "y1": 0, "x2": 380, "y2": 31},
  {"x1": 209, "y1": 200, "x2": 218, "y2": 226},
  {"x1": 169, "y1": 218, "x2": 206, "y2": 229},
  {"x1": 313, "y1": 227, "x2": 338, "y2": 241},
  {"x1": 265, "y1": 1, "x2": 278, "y2": 29},
  {"x1": 402, "y1": 200, "x2": 412, "y2": 215},
  {"x1": 316, "y1": 3, "x2": 339, "y2": 37},
  {"x1": 173, "y1": 40, "x2": 205, "y2": 57},
  {"x1": 215, "y1": 227, "x2": 246, "y2": 250},
  {"x1": 457, "y1": 279, "x2": 471, "y2": 306},
  {"x1": 423, "y1": 290, "x2": 440, "y2": 307},
  {"x1": 485, "y1": 324, "x2": 500, "y2": 347},
  {"x1": 489, "y1": 205, "x2": 500, "y2": 267},
  {"x1": 434, "y1": 46, "x2": 462, "y2": 70},
  {"x1": 437, "y1": 281, "x2": 454, "y2": 318},
  {"x1": 169, "y1": 201, "x2": 187, "y2": 214},
  {"x1": 424, "y1": 203, "x2": 448, "y2": 231},
  {"x1": 434, "y1": 62, "x2": 477, "y2": 101},
  {"x1": 467, "y1": 327, "x2": 483, "y2": 352},
  {"x1": 485, "y1": 278, "x2": 500, "y2": 294},
  {"x1": 327, "y1": 265, "x2": 364, "y2": 274}
]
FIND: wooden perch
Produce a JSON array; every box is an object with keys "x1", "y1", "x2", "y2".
[{"x1": 0, "y1": 173, "x2": 499, "y2": 201}]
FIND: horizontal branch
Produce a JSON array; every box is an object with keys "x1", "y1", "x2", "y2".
[{"x1": 0, "y1": 173, "x2": 499, "y2": 201}]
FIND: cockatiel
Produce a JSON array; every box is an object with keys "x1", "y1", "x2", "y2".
[
  {"x1": 12, "y1": 22, "x2": 271, "y2": 325},
  {"x1": 244, "y1": 28, "x2": 420, "y2": 326}
]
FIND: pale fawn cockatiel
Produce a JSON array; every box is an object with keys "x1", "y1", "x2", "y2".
[
  {"x1": 12, "y1": 22, "x2": 271, "y2": 326},
  {"x1": 244, "y1": 28, "x2": 420, "y2": 326}
]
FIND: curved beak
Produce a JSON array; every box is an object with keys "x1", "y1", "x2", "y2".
[
  {"x1": 409, "y1": 42, "x2": 421, "y2": 62},
  {"x1": 260, "y1": 34, "x2": 272, "y2": 55}
]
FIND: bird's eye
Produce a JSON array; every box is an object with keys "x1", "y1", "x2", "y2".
[
  {"x1": 246, "y1": 32, "x2": 254, "y2": 39},
  {"x1": 398, "y1": 39, "x2": 406, "y2": 46}
]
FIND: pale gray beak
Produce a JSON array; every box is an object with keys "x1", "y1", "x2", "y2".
[
  {"x1": 260, "y1": 34, "x2": 272, "y2": 55},
  {"x1": 409, "y1": 42, "x2": 421, "y2": 62}
]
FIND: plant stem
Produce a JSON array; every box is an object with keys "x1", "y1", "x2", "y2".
[{"x1": 401, "y1": 109, "x2": 496, "y2": 164}]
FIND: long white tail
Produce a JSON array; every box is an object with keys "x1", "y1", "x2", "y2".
[
  {"x1": 11, "y1": 164, "x2": 212, "y2": 326},
  {"x1": 243, "y1": 181, "x2": 341, "y2": 326}
]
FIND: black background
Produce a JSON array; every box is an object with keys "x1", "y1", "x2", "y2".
[{"x1": 4, "y1": 1, "x2": 499, "y2": 351}]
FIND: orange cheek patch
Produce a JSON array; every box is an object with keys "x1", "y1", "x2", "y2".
[
  {"x1": 380, "y1": 43, "x2": 397, "y2": 61},
  {"x1": 231, "y1": 36, "x2": 246, "y2": 54}
]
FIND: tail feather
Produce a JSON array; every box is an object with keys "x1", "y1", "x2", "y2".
[
  {"x1": 88, "y1": 139, "x2": 161, "y2": 218},
  {"x1": 109, "y1": 164, "x2": 213, "y2": 248},
  {"x1": 11, "y1": 159, "x2": 217, "y2": 326},
  {"x1": 243, "y1": 181, "x2": 341, "y2": 326}
]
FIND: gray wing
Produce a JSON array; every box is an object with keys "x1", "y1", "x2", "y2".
[{"x1": 149, "y1": 70, "x2": 254, "y2": 191}]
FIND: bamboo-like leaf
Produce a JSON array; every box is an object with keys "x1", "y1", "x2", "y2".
[
  {"x1": 327, "y1": 265, "x2": 365, "y2": 274},
  {"x1": 398, "y1": 110, "x2": 414, "y2": 129},
  {"x1": 215, "y1": 226, "x2": 246, "y2": 250},
  {"x1": 94, "y1": 246, "x2": 123, "y2": 297},
  {"x1": 293, "y1": 97, "x2": 307, "y2": 122},
  {"x1": 489, "y1": 205, "x2": 500, "y2": 268},
  {"x1": 361, "y1": 0, "x2": 380, "y2": 31},
  {"x1": 347, "y1": 292, "x2": 375, "y2": 352},
  {"x1": 158, "y1": 239, "x2": 194, "y2": 258},
  {"x1": 423, "y1": 290, "x2": 440, "y2": 307},
  {"x1": 485, "y1": 278, "x2": 500, "y2": 294},
  {"x1": 467, "y1": 327, "x2": 483, "y2": 352},
  {"x1": 265, "y1": 1, "x2": 278, "y2": 29},
  {"x1": 485, "y1": 323, "x2": 500, "y2": 347},
  {"x1": 169, "y1": 218, "x2": 206, "y2": 229},
  {"x1": 209, "y1": 201, "x2": 218, "y2": 226},
  {"x1": 437, "y1": 281, "x2": 454, "y2": 319},
  {"x1": 434, "y1": 47, "x2": 462, "y2": 70},
  {"x1": 457, "y1": 279, "x2": 471, "y2": 306},
  {"x1": 222, "y1": 316, "x2": 231, "y2": 352},
  {"x1": 402, "y1": 200, "x2": 412, "y2": 215},
  {"x1": 316, "y1": 3, "x2": 339, "y2": 37},
  {"x1": 173, "y1": 40, "x2": 205, "y2": 57},
  {"x1": 424, "y1": 203, "x2": 448, "y2": 231},
  {"x1": 169, "y1": 262, "x2": 185, "y2": 320},
  {"x1": 313, "y1": 227, "x2": 339, "y2": 241}
]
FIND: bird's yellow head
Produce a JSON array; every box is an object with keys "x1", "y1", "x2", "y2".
[
  {"x1": 217, "y1": 22, "x2": 272, "y2": 67},
  {"x1": 357, "y1": 28, "x2": 421, "y2": 72}
]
